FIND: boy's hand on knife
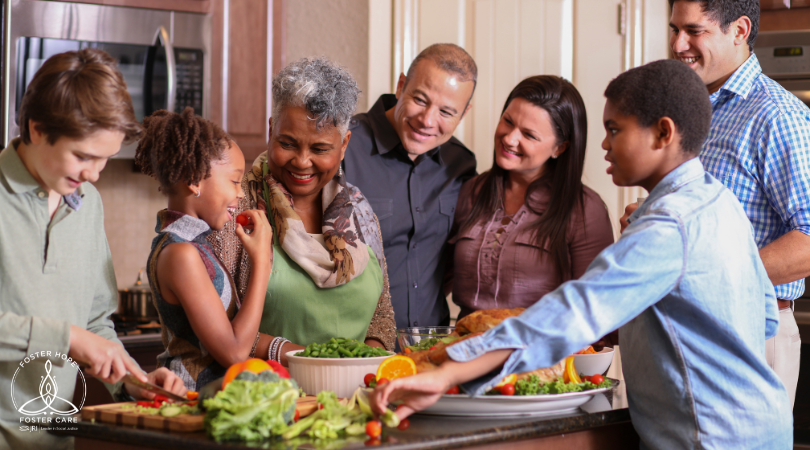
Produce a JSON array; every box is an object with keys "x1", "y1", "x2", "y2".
[
  {"x1": 125, "y1": 367, "x2": 188, "y2": 400},
  {"x1": 68, "y1": 325, "x2": 145, "y2": 384}
]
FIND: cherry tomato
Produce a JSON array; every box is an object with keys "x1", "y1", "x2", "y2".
[
  {"x1": 236, "y1": 213, "x2": 250, "y2": 227},
  {"x1": 590, "y1": 374, "x2": 604, "y2": 385},
  {"x1": 499, "y1": 384, "x2": 515, "y2": 396},
  {"x1": 294, "y1": 409, "x2": 300, "y2": 422},
  {"x1": 365, "y1": 438, "x2": 381, "y2": 446},
  {"x1": 397, "y1": 418, "x2": 411, "y2": 431},
  {"x1": 446, "y1": 386, "x2": 460, "y2": 395},
  {"x1": 581, "y1": 375, "x2": 592, "y2": 382},
  {"x1": 364, "y1": 373, "x2": 377, "y2": 387},
  {"x1": 377, "y1": 377, "x2": 390, "y2": 386},
  {"x1": 366, "y1": 420, "x2": 382, "y2": 438}
]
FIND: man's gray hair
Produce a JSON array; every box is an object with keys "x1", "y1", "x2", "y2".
[{"x1": 271, "y1": 57, "x2": 360, "y2": 137}]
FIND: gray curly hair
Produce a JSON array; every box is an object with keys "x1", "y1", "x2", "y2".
[{"x1": 271, "y1": 57, "x2": 360, "y2": 137}]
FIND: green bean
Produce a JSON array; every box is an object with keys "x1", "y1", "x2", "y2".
[{"x1": 338, "y1": 347, "x2": 352, "y2": 357}]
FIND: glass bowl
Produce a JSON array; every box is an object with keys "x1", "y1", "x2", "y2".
[{"x1": 396, "y1": 326, "x2": 455, "y2": 352}]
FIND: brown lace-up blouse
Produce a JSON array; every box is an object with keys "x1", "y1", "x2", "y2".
[{"x1": 448, "y1": 176, "x2": 615, "y2": 319}]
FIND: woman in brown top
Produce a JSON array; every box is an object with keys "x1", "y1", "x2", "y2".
[{"x1": 449, "y1": 76, "x2": 614, "y2": 319}]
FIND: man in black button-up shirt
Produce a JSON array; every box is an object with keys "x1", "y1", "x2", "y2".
[{"x1": 343, "y1": 44, "x2": 477, "y2": 330}]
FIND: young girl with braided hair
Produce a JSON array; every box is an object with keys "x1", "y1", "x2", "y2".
[{"x1": 136, "y1": 107, "x2": 273, "y2": 390}]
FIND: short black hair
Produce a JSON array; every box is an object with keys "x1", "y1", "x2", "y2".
[
  {"x1": 604, "y1": 59, "x2": 711, "y2": 155},
  {"x1": 669, "y1": 0, "x2": 759, "y2": 51}
]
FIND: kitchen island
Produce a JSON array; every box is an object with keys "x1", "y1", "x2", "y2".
[{"x1": 54, "y1": 383, "x2": 638, "y2": 449}]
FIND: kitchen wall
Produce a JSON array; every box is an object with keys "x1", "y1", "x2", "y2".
[
  {"x1": 94, "y1": 160, "x2": 165, "y2": 290},
  {"x1": 97, "y1": 0, "x2": 376, "y2": 289},
  {"x1": 285, "y1": 0, "x2": 370, "y2": 113}
]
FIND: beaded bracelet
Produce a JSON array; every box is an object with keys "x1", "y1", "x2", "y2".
[
  {"x1": 249, "y1": 332, "x2": 261, "y2": 358},
  {"x1": 275, "y1": 338, "x2": 291, "y2": 363},
  {"x1": 268, "y1": 336, "x2": 283, "y2": 361}
]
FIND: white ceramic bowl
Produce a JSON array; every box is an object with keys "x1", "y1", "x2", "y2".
[
  {"x1": 573, "y1": 347, "x2": 614, "y2": 377},
  {"x1": 286, "y1": 350, "x2": 393, "y2": 398}
]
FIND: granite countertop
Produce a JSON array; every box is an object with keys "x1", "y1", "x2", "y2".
[{"x1": 52, "y1": 383, "x2": 632, "y2": 449}]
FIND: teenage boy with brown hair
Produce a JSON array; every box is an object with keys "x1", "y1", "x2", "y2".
[
  {"x1": 372, "y1": 59, "x2": 792, "y2": 449},
  {"x1": 0, "y1": 49, "x2": 186, "y2": 449}
]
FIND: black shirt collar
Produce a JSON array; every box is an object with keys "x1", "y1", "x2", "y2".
[{"x1": 367, "y1": 94, "x2": 445, "y2": 165}]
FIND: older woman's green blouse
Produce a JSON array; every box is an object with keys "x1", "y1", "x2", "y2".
[{"x1": 259, "y1": 225, "x2": 383, "y2": 347}]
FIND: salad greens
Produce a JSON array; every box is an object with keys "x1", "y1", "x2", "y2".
[
  {"x1": 514, "y1": 375, "x2": 612, "y2": 396},
  {"x1": 203, "y1": 371, "x2": 299, "y2": 442},
  {"x1": 282, "y1": 388, "x2": 399, "y2": 440},
  {"x1": 404, "y1": 335, "x2": 460, "y2": 352}
]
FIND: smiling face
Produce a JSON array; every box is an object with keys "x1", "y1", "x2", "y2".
[
  {"x1": 494, "y1": 98, "x2": 564, "y2": 180},
  {"x1": 386, "y1": 59, "x2": 474, "y2": 158},
  {"x1": 601, "y1": 100, "x2": 664, "y2": 191},
  {"x1": 195, "y1": 142, "x2": 245, "y2": 230},
  {"x1": 669, "y1": 1, "x2": 750, "y2": 93},
  {"x1": 267, "y1": 106, "x2": 349, "y2": 204},
  {"x1": 19, "y1": 122, "x2": 124, "y2": 196}
]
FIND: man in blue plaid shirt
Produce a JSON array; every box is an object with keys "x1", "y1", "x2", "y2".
[{"x1": 667, "y1": 0, "x2": 810, "y2": 407}]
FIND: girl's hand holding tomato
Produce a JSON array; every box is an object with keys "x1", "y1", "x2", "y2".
[{"x1": 234, "y1": 209, "x2": 273, "y2": 275}]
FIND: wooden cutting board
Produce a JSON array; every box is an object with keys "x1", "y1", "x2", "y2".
[{"x1": 81, "y1": 396, "x2": 321, "y2": 432}]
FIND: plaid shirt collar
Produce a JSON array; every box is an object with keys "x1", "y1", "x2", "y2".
[{"x1": 716, "y1": 54, "x2": 761, "y2": 101}]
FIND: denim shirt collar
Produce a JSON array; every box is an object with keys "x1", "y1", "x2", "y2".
[{"x1": 628, "y1": 157, "x2": 705, "y2": 224}]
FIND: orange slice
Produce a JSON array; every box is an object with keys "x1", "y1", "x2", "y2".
[{"x1": 376, "y1": 355, "x2": 417, "y2": 381}]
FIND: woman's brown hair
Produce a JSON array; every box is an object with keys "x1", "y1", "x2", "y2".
[
  {"x1": 135, "y1": 108, "x2": 233, "y2": 194},
  {"x1": 459, "y1": 76, "x2": 588, "y2": 279},
  {"x1": 18, "y1": 48, "x2": 141, "y2": 145}
]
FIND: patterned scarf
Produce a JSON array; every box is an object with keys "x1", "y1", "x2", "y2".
[{"x1": 246, "y1": 152, "x2": 368, "y2": 288}]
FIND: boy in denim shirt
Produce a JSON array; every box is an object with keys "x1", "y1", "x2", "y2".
[{"x1": 372, "y1": 59, "x2": 791, "y2": 449}]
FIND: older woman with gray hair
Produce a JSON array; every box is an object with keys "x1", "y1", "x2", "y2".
[{"x1": 210, "y1": 57, "x2": 396, "y2": 364}]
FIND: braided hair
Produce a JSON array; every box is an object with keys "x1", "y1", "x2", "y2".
[{"x1": 135, "y1": 107, "x2": 233, "y2": 194}]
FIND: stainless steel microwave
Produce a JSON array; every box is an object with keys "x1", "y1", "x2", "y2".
[
  {"x1": 1, "y1": 0, "x2": 212, "y2": 157},
  {"x1": 755, "y1": 30, "x2": 810, "y2": 109}
]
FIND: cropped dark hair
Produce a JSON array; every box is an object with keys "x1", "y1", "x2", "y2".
[
  {"x1": 605, "y1": 59, "x2": 711, "y2": 155},
  {"x1": 460, "y1": 76, "x2": 587, "y2": 280},
  {"x1": 669, "y1": 0, "x2": 759, "y2": 51},
  {"x1": 18, "y1": 48, "x2": 141, "y2": 145},
  {"x1": 406, "y1": 43, "x2": 478, "y2": 97},
  {"x1": 135, "y1": 107, "x2": 233, "y2": 194}
]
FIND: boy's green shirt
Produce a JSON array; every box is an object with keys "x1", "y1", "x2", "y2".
[{"x1": 0, "y1": 139, "x2": 130, "y2": 449}]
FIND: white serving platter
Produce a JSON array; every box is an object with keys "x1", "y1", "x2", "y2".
[{"x1": 418, "y1": 384, "x2": 613, "y2": 417}]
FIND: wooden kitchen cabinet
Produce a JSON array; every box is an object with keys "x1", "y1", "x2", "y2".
[
  {"x1": 208, "y1": 0, "x2": 274, "y2": 165},
  {"x1": 761, "y1": 0, "x2": 790, "y2": 10}
]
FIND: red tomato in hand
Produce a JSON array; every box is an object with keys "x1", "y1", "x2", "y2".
[
  {"x1": 366, "y1": 420, "x2": 382, "y2": 438},
  {"x1": 590, "y1": 374, "x2": 604, "y2": 385},
  {"x1": 364, "y1": 373, "x2": 377, "y2": 387},
  {"x1": 236, "y1": 213, "x2": 250, "y2": 227},
  {"x1": 397, "y1": 418, "x2": 410, "y2": 431},
  {"x1": 377, "y1": 377, "x2": 390, "y2": 386},
  {"x1": 499, "y1": 384, "x2": 515, "y2": 396},
  {"x1": 446, "y1": 385, "x2": 460, "y2": 395}
]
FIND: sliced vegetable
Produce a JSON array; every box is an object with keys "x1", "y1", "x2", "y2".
[
  {"x1": 295, "y1": 338, "x2": 390, "y2": 359},
  {"x1": 563, "y1": 356, "x2": 581, "y2": 384},
  {"x1": 186, "y1": 390, "x2": 199, "y2": 400},
  {"x1": 160, "y1": 405, "x2": 182, "y2": 417},
  {"x1": 495, "y1": 374, "x2": 517, "y2": 388}
]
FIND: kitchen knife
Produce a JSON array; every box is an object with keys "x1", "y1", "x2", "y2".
[{"x1": 121, "y1": 373, "x2": 188, "y2": 402}]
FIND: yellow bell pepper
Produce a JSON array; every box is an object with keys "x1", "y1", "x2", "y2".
[
  {"x1": 495, "y1": 373, "x2": 517, "y2": 388},
  {"x1": 563, "y1": 356, "x2": 581, "y2": 384}
]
